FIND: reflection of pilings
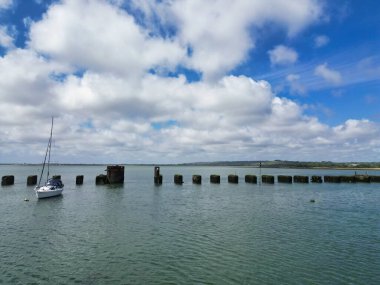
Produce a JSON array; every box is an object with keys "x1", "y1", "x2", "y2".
[
  {"x1": 210, "y1": 175, "x2": 220, "y2": 184},
  {"x1": 76, "y1": 175, "x2": 84, "y2": 185},
  {"x1": 278, "y1": 175, "x2": 292, "y2": 184},
  {"x1": 27, "y1": 175, "x2": 37, "y2": 186},
  {"x1": 154, "y1": 166, "x2": 162, "y2": 185},
  {"x1": 192, "y1": 175, "x2": 202, "y2": 184},
  {"x1": 294, "y1": 176, "x2": 309, "y2": 183},
  {"x1": 228, "y1": 175, "x2": 238, "y2": 184},
  {"x1": 174, "y1": 174, "x2": 183, "y2": 185},
  {"x1": 262, "y1": 175, "x2": 274, "y2": 184},
  {"x1": 1, "y1": 175, "x2": 14, "y2": 186},
  {"x1": 245, "y1": 175, "x2": 257, "y2": 184}
]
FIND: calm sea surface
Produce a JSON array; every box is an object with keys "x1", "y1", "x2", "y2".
[{"x1": 0, "y1": 165, "x2": 379, "y2": 284}]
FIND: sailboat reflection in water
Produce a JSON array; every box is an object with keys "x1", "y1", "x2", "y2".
[{"x1": 35, "y1": 117, "x2": 64, "y2": 199}]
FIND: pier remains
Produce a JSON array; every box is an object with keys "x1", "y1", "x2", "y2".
[
  {"x1": 27, "y1": 175, "x2": 37, "y2": 186},
  {"x1": 1, "y1": 175, "x2": 14, "y2": 186}
]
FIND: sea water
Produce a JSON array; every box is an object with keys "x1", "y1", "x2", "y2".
[{"x1": 0, "y1": 165, "x2": 379, "y2": 284}]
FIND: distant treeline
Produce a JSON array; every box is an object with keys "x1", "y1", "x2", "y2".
[{"x1": 178, "y1": 160, "x2": 380, "y2": 169}]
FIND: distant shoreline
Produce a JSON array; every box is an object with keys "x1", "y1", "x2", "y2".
[{"x1": 1, "y1": 161, "x2": 380, "y2": 170}]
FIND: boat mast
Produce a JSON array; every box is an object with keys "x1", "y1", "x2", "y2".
[
  {"x1": 37, "y1": 117, "x2": 54, "y2": 187},
  {"x1": 46, "y1": 117, "x2": 53, "y2": 183}
]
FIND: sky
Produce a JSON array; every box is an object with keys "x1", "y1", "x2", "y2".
[{"x1": 0, "y1": 0, "x2": 379, "y2": 164}]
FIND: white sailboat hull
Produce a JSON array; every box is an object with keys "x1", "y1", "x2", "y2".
[{"x1": 35, "y1": 186, "x2": 63, "y2": 199}]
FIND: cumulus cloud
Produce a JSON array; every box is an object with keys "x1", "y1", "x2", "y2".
[
  {"x1": 314, "y1": 35, "x2": 329, "y2": 47},
  {"x1": 0, "y1": 25, "x2": 14, "y2": 48},
  {"x1": 268, "y1": 45, "x2": 298, "y2": 65},
  {"x1": 29, "y1": 0, "x2": 186, "y2": 77},
  {"x1": 0, "y1": 0, "x2": 12, "y2": 9},
  {"x1": 1, "y1": 0, "x2": 379, "y2": 163},
  {"x1": 314, "y1": 63, "x2": 342, "y2": 84},
  {"x1": 130, "y1": 0, "x2": 322, "y2": 80}
]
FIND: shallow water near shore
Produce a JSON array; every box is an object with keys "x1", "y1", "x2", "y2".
[{"x1": 1, "y1": 165, "x2": 379, "y2": 284}]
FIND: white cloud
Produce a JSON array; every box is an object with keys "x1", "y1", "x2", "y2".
[
  {"x1": 129, "y1": 0, "x2": 322, "y2": 80},
  {"x1": 1, "y1": 0, "x2": 379, "y2": 163},
  {"x1": 314, "y1": 35, "x2": 329, "y2": 47},
  {"x1": 314, "y1": 63, "x2": 342, "y2": 84},
  {"x1": 0, "y1": 0, "x2": 12, "y2": 9},
  {"x1": 29, "y1": 0, "x2": 186, "y2": 77},
  {"x1": 268, "y1": 45, "x2": 298, "y2": 65},
  {"x1": 286, "y1": 74, "x2": 306, "y2": 95},
  {"x1": 0, "y1": 26, "x2": 14, "y2": 48}
]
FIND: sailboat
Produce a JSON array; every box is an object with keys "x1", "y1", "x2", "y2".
[{"x1": 35, "y1": 117, "x2": 64, "y2": 199}]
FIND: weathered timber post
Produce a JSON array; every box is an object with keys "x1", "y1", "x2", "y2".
[
  {"x1": 340, "y1": 176, "x2": 356, "y2": 183},
  {"x1": 245, "y1": 175, "x2": 257, "y2": 184},
  {"x1": 370, "y1": 175, "x2": 380, "y2": 182},
  {"x1": 228, "y1": 174, "x2": 238, "y2": 184},
  {"x1": 154, "y1": 166, "x2": 162, "y2": 185},
  {"x1": 278, "y1": 175, "x2": 292, "y2": 183},
  {"x1": 355, "y1": 175, "x2": 370, "y2": 183},
  {"x1": 107, "y1": 165, "x2": 124, "y2": 184},
  {"x1": 192, "y1": 175, "x2": 202, "y2": 184},
  {"x1": 311, "y1": 176, "x2": 322, "y2": 183},
  {"x1": 261, "y1": 175, "x2": 274, "y2": 184},
  {"x1": 174, "y1": 174, "x2": 183, "y2": 185},
  {"x1": 76, "y1": 175, "x2": 84, "y2": 185},
  {"x1": 294, "y1": 176, "x2": 309, "y2": 183},
  {"x1": 52, "y1": 175, "x2": 61, "y2": 180},
  {"x1": 96, "y1": 174, "x2": 108, "y2": 185},
  {"x1": 27, "y1": 175, "x2": 37, "y2": 186},
  {"x1": 324, "y1": 176, "x2": 341, "y2": 183},
  {"x1": 1, "y1": 175, "x2": 14, "y2": 186},
  {"x1": 210, "y1": 175, "x2": 220, "y2": 184}
]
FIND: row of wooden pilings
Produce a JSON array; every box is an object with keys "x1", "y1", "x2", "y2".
[
  {"x1": 154, "y1": 174, "x2": 380, "y2": 185},
  {"x1": 153, "y1": 167, "x2": 380, "y2": 185},
  {"x1": 1, "y1": 165, "x2": 125, "y2": 186},
  {"x1": 2, "y1": 166, "x2": 380, "y2": 186}
]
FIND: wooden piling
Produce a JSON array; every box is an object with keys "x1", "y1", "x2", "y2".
[
  {"x1": 174, "y1": 174, "x2": 183, "y2": 185},
  {"x1": 27, "y1": 175, "x2": 37, "y2": 186},
  {"x1": 324, "y1": 176, "x2": 341, "y2": 183},
  {"x1": 76, "y1": 175, "x2": 84, "y2": 185},
  {"x1": 278, "y1": 175, "x2": 292, "y2": 183},
  {"x1": 107, "y1": 165, "x2": 124, "y2": 184},
  {"x1": 1, "y1": 175, "x2": 14, "y2": 186},
  {"x1": 311, "y1": 176, "x2": 323, "y2": 183},
  {"x1": 154, "y1": 166, "x2": 162, "y2": 185},
  {"x1": 192, "y1": 175, "x2": 202, "y2": 184},
  {"x1": 228, "y1": 174, "x2": 238, "y2": 184},
  {"x1": 370, "y1": 175, "x2": 380, "y2": 183},
  {"x1": 245, "y1": 175, "x2": 257, "y2": 184},
  {"x1": 294, "y1": 175, "x2": 309, "y2": 183},
  {"x1": 210, "y1": 175, "x2": 220, "y2": 184},
  {"x1": 340, "y1": 176, "x2": 356, "y2": 183},
  {"x1": 96, "y1": 174, "x2": 108, "y2": 185},
  {"x1": 355, "y1": 175, "x2": 370, "y2": 183},
  {"x1": 261, "y1": 175, "x2": 274, "y2": 184},
  {"x1": 52, "y1": 175, "x2": 61, "y2": 180}
]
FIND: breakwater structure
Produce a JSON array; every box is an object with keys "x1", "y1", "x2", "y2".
[
  {"x1": 2, "y1": 168, "x2": 380, "y2": 187},
  {"x1": 95, "y1": 165, "x2": 125, "y2": 185}
]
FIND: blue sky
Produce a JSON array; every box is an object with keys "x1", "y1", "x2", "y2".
[{"x1": 0, "y1": 0, "x2": 379, "y2": 163}]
